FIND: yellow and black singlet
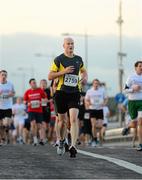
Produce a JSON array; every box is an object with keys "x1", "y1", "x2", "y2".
[{"x1": 50, "y1": 53, "x2": 85, "y2": 93}]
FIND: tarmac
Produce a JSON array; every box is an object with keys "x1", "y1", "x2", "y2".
[{"x1": 0, "y1": 142, "x2": 142, "y2": 179}]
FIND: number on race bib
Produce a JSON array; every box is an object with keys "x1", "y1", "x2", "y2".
[
  {"x1": 31, "y1": 100, "x2": 40, "y2": 108},
  {"x1": 84, "y1": 113, "x2": 90, "y2": 119},
  {"x1": 64, "y1": 74, "x2": 78, "y2": 87}
]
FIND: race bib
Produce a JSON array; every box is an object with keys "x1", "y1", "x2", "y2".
[
  {"x1": 0, "y1": 93, "x2": 9, "y2": 99},
  {"x1": 41, "y1": 99, "x2": 47, "y2": 106},
  {"x1": 64, "y1": 74, "x2": 78, "y2": 87},
  {"x1": 31, "y1": 100, "x2": 40, "y2": 108},
  {"x1": 84, "y1": 112, "x2": 90, "y2": 119},
  {"x1": 94, "y1": 98, "x2": 101, "y2": 105},
  {"x1": 95, "y1": 96, "x2": 104, "y2": 106}
]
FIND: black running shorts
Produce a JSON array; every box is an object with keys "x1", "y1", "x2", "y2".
[
  {"x1": 54, "y1": 91, "x2": 80, "y2": 114},
  {"x1": 0, "y1": 109, "x2": 12, "y2": 120},
  {"x1": 28, "y1": 112, "x2": 43, "y2": 124},
  {"x1": 90, "y1": 109, "x2": 104, "y2": 120}
]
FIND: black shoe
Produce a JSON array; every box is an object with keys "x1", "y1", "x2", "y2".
[
  {"x1": 65, "y1": 143, "x2": 69, "y2": 152},
  {"x1": 33, "y1": 143, "x2": 38, "y2": 146},
  {"x1": 77, "y1": 139, "x2": 81, "y2": 145},
  {"x1": 69, "y1": 146, "x2": 77, "y2": 158},
  {"x1": 54, "y1": 142, "x2": 59, "y2": 147},
  {"x1": 39, "y1": 141, "x2": 45, "y2": 146},
  {"x1": 136, "y1": 144, "x2": 142, "y2": 151},
  {"x1": 122, "y1": 128, "x2": 130, "y2": 136}
]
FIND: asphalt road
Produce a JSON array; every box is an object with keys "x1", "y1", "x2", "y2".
[{"x1": 0, "y1": 142, "x2": 142, "y2": 179}]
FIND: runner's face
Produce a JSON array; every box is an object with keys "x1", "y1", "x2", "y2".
[
  {"x1": 30, "y1": 80, "x2": 37, "y2": 89},
  {"x1": 16, "y1": 97, "x2": 22, "y2": 104},
  {"x1": 63, "y1": 39, "x2": 74, "y2": 55},
  {"x1": 0, "y1": 72, "x2": 7, "y2": 82},
  {"x1": 40, "y1": 80, "x2": 47, "y2": 89},
  {"x1": 135, "y1": 63, "x2": 142, "y2": 75},
  {"x1": 93, "y1": 80, "x2": 100, "y2": 89}
]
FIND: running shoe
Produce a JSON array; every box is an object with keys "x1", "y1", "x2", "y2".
[
  {"x1": 32, "y1": 142, "x2": 38, "y2": 146},
  {"x1": 39, "y1": 140, "x2": 45, "y2": 146},
  {"x1": 64, "y1": 142, "x2": 69, "y2": 152},
  {"x1": 69, "y1": 146, "x2": 77, "y2": 158},
  {"x1": 121, "y1": 127, "x2": 130, "y2": 136},
  {"x1": 19, "y1": 139, "x2": 24, "y2": 145},
  {"x1": 91, "y1": 140, "x2": 97, "y2": 147},
  {"x1": 33, "y1": 136, "x2": 38, "y2": 146},
  {"x1": 54, "y1": 140, "x2": 59, "y2": 147},
  {"x1": 136, "y1": 144, "x2": 142, "y2": 151},
  {"x1": 77, "y1": 139, "x2": 81, "y2": 145},
  {"x1": 57, "y1": 139, "x2": 65, "y2": 155}
]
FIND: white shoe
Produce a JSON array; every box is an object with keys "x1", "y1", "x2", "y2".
[
  {"x1": 19, "y1": 139, "x2": 24, "y2": 145},
  {"x1": 57, "y1": 140, "x2": 65, "y2": 155},
  {"x1": 33, "y1": 136, "x2": 38, "y2": 146},
  {"x1": 91, "y1": 141, "x2": 96, "y2": 147}
]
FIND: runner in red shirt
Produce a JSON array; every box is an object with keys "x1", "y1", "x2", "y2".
[{"x1": 24, "y1": 78, "x2": 47, "y2": 146}]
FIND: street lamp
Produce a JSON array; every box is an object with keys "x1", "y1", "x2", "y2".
[
  {"x1": 61, "y1": 31, "x2": 90, "y2": 71},
  {"x1": 116, "y1": 0, "x2": 127, "y2": 93},
  {"x1": 116, "y1": 0, "x2": 127, "y2": 127}
]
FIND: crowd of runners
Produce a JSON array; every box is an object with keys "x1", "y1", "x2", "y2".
[{"x1": 0, "y1": 37, "x2": 142, "y2": 158}]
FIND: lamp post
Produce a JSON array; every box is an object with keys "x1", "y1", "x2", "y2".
[
  {"x1": 61, "y1": 31, "x2": 89, "y2": 71},
  {"x1": 116, "y1": 0, "x2": 127, "y2": 93},
  {"x1": 116, "y1": 0, "x2": 127, "y2": 127}
]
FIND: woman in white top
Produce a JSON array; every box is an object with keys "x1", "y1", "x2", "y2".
[{"x1": 12, "y1": 97, "x2": 27, "y2": 143}]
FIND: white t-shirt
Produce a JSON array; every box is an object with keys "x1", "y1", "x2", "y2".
[
  {"x1": 125, "y1": 73, "x2": 142, "y2": 100},
  {"x1": 12, "y1": 103, "x2": 27, "y2": 120},
  {"x1": 85, "y1": 87, "x2": 107, "y2": 110},
  {"x1": 0, "y1": 81, "x2": 15, "y2": 109}
]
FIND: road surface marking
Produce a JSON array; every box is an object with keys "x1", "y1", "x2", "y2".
[{"x1": 78, "y1": 149, "x2": 142, "y2": 175}]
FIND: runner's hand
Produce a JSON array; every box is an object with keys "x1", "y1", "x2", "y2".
[
  {"x1": 8, "y1": 91, "x2": 15, "y2": 97},
  {"x1": 64, "y1": 66, "x2": 75, "y2": 74},
  {"x1": 132, "y1": 84, "x2": 141, "y2": 92}
]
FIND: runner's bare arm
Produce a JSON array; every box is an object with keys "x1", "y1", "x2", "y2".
[{"x1": 80, "y1": 68, "x2": 88, "y2": 85}]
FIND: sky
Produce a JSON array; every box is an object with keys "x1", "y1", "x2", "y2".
[
  {"x1": 0, "y1": 0, "x2": 142, "y2": 37},
  {"x1": 0, "y1": 0, "x2": 142, "y2": 96}
]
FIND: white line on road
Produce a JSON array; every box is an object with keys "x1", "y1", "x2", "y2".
[{"x1": 78, "y1": 149, "x2": 142, "y2": 175}]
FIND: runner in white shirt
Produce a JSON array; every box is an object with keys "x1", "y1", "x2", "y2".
[
  {"x1": 124, "y1": 61, "x2": 142, "y2": 151},
  {"x1": 12, "y1": 97, "x2": 27, "y2": 144},
  {"x1": 85, "y1": 79, "x2": 108, "y2": 147},
  {"x1": 0, "y1": 70, "x2": 15, "y2": 145}
]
